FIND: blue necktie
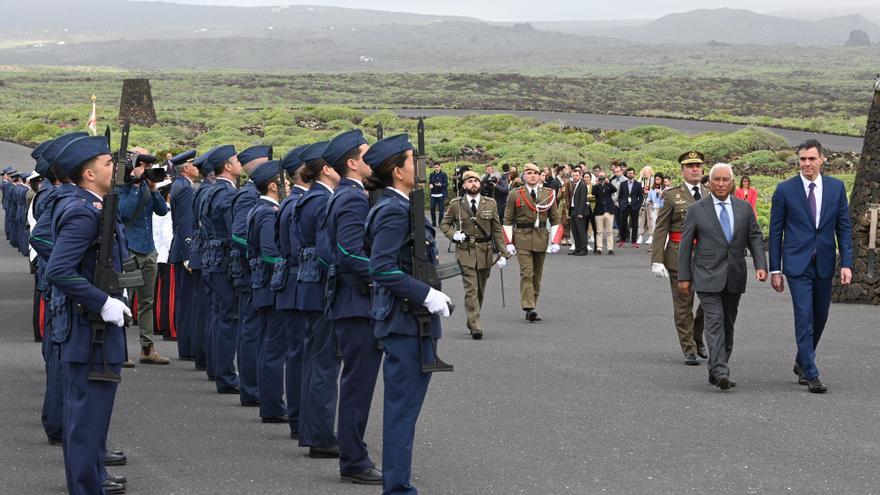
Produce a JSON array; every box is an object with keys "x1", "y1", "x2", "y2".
[
  {"x1": 808, "y1": 182, "x2": 817, "y2": 228},
  {"x1": 719, "y1": 201, "x2": 733, "y2": 243}
]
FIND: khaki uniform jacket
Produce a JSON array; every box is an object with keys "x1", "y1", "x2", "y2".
[
  {"x1": 651, "y1": 183, "x2": 708, "y2": 271},
  {"x1": 503, "y1": 186, "x2": 560, "y2": 253},
  {"x1": 440, "y1": 195, "x2": 508, "y2": 270}
]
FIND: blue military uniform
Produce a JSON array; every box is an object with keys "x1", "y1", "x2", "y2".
[
  {"x1": 200, "y1": 145, "x2": 241, "y2": 393},
  {"x1": 229, "y1": 145, "x2": 272, "y2": 406},
  {"x1": 293, "y1": 141, "x2": 341, "y2": 451},
  {"x1": 245, "y1": 160, "x2": 287, "y2": 420},
  {"x1": 274, "y1": 144, "x2": 309, "y2": 438},
  {"x1": 168, "y1": 150, "x2": 198, "y2": 359},
  {"x1": 365, "y1": 135, "x2": 443, "y2": 495},
  {"x1": 190, "y1": 150, "x2": 217, "y2": 373},
  {"x1": 44, "y1": 136, "x2": 130, "y2": 495},
  {"x1": 322, "y1": 130, "x2": 383, "y2": 480}
]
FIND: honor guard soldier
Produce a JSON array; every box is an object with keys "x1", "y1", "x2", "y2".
[
  {"x1": 322, "y1": 130, "x2": 383, "y2": 484},
  {"x1": 364, "y1": 134, "x2": 453, "y2": 495},
  {"x1": 168, "y1": 149, "x2": 198, "y2": 361},
  {"x1": 190, "y1": 149, "x2": 216, "y2": 374},
  {"x1": 275, "y1": 144, "x2": 310, "y2": 439},
  {"x1": 440, "y1": 169, "x2": 509, "y2": 339},
  {"x1": 502, "y1": 162, "x2": 562, "y2": 322},
  {"x1": 650, "y1": 151, "x2": 708, "y2": 366},
  {"x1": 230, "y1": 145, "x2": 272, "y2": 407},
  {"x1": 45, "y1": 136, "x2": 135, "y2": 495},
  {"x1": 293, "y1": 141, "x2": 342, "y2": 458},
  {"x1": 245, "y1": 160, "x2": 289, "y2": 423},
  {"x1": 200, "y1": 144, "x2": 242, "y2": 394},
  {"x1": 1, "y1": 166, "x2": 13, "y2": 243}
]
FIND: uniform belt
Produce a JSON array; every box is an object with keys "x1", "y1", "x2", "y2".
[
  {"x1": 515, "y1": 223, "x2": 538, "y2": 229},
  {"x1": 462, "y1": 236, "x2": 492, "y2": 244},
  {"x1": 668, "y1": 231, "x2": 696, "y2": 245}
]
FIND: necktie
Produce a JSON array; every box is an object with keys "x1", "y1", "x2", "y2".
[
  {"x1": 719, "y1": 201, "x2": 733, "y2": 243},
  {"x1": 808, "y1": 182, "x2": 817, "y2": 228},
  {"x1": 693, "y1": 186, "x2": 701, "y2": 201},
  {"x1": 470, "y1": 198, "x2": 477, "y2": 216},
  {"x1": 530, "y1": 189, "x2": 537, "y2": 203}
]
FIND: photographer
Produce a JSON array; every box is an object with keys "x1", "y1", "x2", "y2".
[{"x1": 118, "y1": 147, "x2": 170, "y2": 365}]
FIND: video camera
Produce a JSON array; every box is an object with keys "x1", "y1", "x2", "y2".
[
  {"x1": 123, "y1": 151, "x2": 167, "y2": 184},
  {"x1": 480, "y1": 175, "x2": 498, "y2": 197}
]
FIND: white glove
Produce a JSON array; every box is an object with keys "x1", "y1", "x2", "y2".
[
  {"x1": 549, "y1": 244, "x2": 560, "y2": 253},
  {"x1": 452, "y1": 231, "x2": 466, "y2": 242},
  {"x1": 100, "y1": 296, "x2": 131, "y2": 327},
  {"x1": 494, "y1": 256, "x2": 507, "y2": 269},
  {"x1": 423, "y1": 288, "x2": 452, "y2": 317},
  {"x1": 506, "y1": 244, "x2": 517, "y2": 256},
  {"x1": 652, "y1": 263, "x2": 669, "y2": 279}
]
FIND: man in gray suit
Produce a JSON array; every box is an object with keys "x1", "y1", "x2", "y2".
[{"x1": 677, "y1": 163, "x2": 768, "y2": 390}]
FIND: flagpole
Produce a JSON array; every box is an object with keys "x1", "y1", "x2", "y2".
[{"x1": 88, "y1": 95, "x2": 98, "y2": 136}]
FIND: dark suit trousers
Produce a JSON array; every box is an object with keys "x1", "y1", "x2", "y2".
[
  {"x1": 619, "y1": 207, "x2": 638, "y2": 242},
  {"x1": 787, "y1": 259, "x2": 832, "y2": 381},
  {"x1": 697, "y1": 291, "x2": 741, "y2": 379},
  {"x1": 570, "y1": 212, "x2": 587, "y2": 252}
]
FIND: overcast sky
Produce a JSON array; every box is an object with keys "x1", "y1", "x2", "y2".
[{"x1": 167, "y1": 0, "x2": 880, "y2": 21}]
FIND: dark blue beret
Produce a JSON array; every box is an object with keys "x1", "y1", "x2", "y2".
[
  {"x1": 237, "y1": 145, "x2": 272, "y2": 166},
  {"x1": 171, "y1": 149, "x2": 197, "y2": 166},
  {"x1": 281, "y1": 144, "x2": 309, "y2": 175},
  {"x1": 363, "y1": 134, "x2": 413, "y2": 170},
  {"x1": 42, "y1": 132, "x2": 90, "y2": 167},
  {"x1": 301, "y1": 141, "x2": 329, "y2": 163},
  {"x1": 323, "y1": 129, "x2": 367, "y2": 167},
  {"x1": 55, "y1": 136, "x2": 112, "y2": 176},
  {"x1": 32, "y1": 139, "x2": 53, "y2": 160},
  {"x1": 249, "y1": 160, "x2": 281, "y2": 187},
  {"x1": 204, "y1": 145, "x2": 237, "y2": 170}
]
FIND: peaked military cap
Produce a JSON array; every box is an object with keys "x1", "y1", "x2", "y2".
[
  {"x1": 323, "y1": 129, "x2": 367, "y2": 167},
  {"x1": 42, "y1": 132, "x2": 90, "y2": 168},
  {"x1": 32, "y1": 139, "x2": 53, "y2": 160},
  {"x1": 171, "y1": 149, "x2": 197, "y2": 166},
  {"x1": 462, "y1": 170, "x2": 481, "y2": 181},
  {"x1": 523, "y1": 163, "x2": 540, "y2": 173},
  {"x1": 301, "y1": 141, "x2": 330, "y2": 164},
  {"x1": 54, "y1": 136, "x2": 112, "y2": 175},
  {"x1": 1, "y1": 167, "x2": 13, "y2": 174},
  {"x1": 249, "y1": 160, "x2": 282, "y2": 187},
  {"x1": 363, "y1": 134, "x2": 412, "y2": 170},
  {"x1": 281, "y1": 144, "x2": 309, "y2": 175},
  {"x1": 237, "y1": 145, "x2": 272, "y2": 166},
  {"x1": 204, "y1": 145, "x2": 237, "y2": 170},
  {"x1": 678, "y1": 150, "x2": 705, "y2": 165}
]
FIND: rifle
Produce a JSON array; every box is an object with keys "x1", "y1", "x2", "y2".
[
  {"x1": 88, "y1": 122, "x2": 145, "y2": 383},
  {"x1": 368, "y1": 124, "x2": 386, "y2": 208},
  {"x1": 409, "y1": 117, "x2": 459, "y2": 373}
]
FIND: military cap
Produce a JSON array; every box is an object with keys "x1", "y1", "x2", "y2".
[
  {"x1": 34, "y1": 157, "x2": 52, "y2": 176},
  {"x1": 301, "y1": 141, "x2": 330, "y2": 164},
  {"x1": 171, "y1": 149, "x2": 197, "y2": 166},
  {"x1": 194, "y1": 146, "x2": 217, "y2": 174},
  {"x1": 523, "y1": 163, "x2": 540, "y2": 174},
  {"x1": 323, "y1": 129, "x2": 368, "y2": 167},
  {"x1": 42, "y1": 132, "x2": 90, "y2": 168},
  {"x1": 363, "y1": 134, "x2": 412, "y2": 170},
  {"x1": 204, "y1": 145, "x2": 237, "y2": 170},
  {"x1": 237, "y1": 145, "x2": 272, "y2": 166},
  {"x1": 462, "y1": 170, "x2": 481, "y2": 182},
  {"x1": 32, "y1": 139, "x2": 53, "y2": 160},
  {"x1": 1, "y1": 167, "x2": 13, "y2": 174},
  {"x1": 54, "y1": 136, "x2": 112, "y2": 175},
  {"x1": 678, "y1": 151, "x2": 705, "y2": 165},
  {"x1": 249, "y1": 160, "x2": 282, "y2": 187},
  {"x1": 281, "y1": 144, "x2": 309, "y2": 175},
  {"x1": 27, "y1": 170, "x2": 41, "y2": 181}
]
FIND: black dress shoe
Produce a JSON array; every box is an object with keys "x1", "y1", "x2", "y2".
[
  {"x1": 102, "y1": 480, "x2": 125, "y2": 494},
  {"x1": 340, "y1": 467, "x2": 383, "y2": 485},
  {"x1": 607, "y1": 250, "x2": 614, "y2": 255},
  {"x1": 261, "y1": 415, "x2": 288, "y2": 424},
  {"x1": 567, "y1": 251, "x2": 577, "y2": 256},
  {"x1": 107, "y1": 474, "x2": 127, "y2": 485},
  {"x1": 241, "y1": 400, "x2": 260, "y2": 407},
  {"x1": 573, "y1": 251, "x2": 587, "y2": 256},
  {"x1": 807, "y1": 378, "x2": 827, "y2": 394},
  {"x1": 684, "y1": 353, "x2": 699, "y2": 366},
  {"x1": 217, "y1": 387, "x2": 240, "y2": 395},
  {"x1": 104, "y1": 451, "x2": 127, "y2": 466},
  {"x1": 109, "y1": 449, "x2": 125, "y2": 456},
  {"x1": 471, "y1": 330, "x2": 483, "y2": 340},
  {"x1": 696, "y1": 345, "x2": 708, "y2": 359},
  {"x1": 708, "y1": 375, "x2": 736, "y2": 388},
  {"x1": 48, "y1": 436, "x2": 63, "y2": 446},
  {"x1": 179, "y1": 356, "x2": 195, "y2": 362},
  {"x1": 526, "y1": 310, "x2": 541, "y2": 322},
  {"x1": 793, "y1": 364, "x2": 808, "y2": 385},
  {"x1": 309, "y1": 446, "x2": 341, "y2": 458}
]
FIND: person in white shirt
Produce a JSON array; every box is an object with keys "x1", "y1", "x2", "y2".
[{"x1": 152, "y1": 180, "x2": 174, "y2": 340}]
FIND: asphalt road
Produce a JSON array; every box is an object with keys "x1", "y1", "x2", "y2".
[{"x1": 375, "y1": 109, "x2": 865, "y2": 153}]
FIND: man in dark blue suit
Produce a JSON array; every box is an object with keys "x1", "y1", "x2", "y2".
[
  {"x1": 617, "y1": 166, "x2": 644, "y2": 247},
  {"x1": 770, "y1": 140, "x2": 853, "y2": 393},
  {"x1": 168, "y1": 149, "x2": 198, "y2": 360},
  {"x1": 428, "y1": 162, "x2": 448, "y2": 226}
]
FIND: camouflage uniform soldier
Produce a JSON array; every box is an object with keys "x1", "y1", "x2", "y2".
[
  {"x1": 650, "y1": 151, "x2": 708, "y2": 365},
  {"x1": 440, "y1": 170, "x2": 509, "y2": 339},
  {"x1": 502, "y1": 163, "x2": 562, "y2": 322}
]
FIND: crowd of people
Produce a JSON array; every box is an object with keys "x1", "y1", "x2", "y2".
[{"x1": 0, "y1": 128, "x2": 854, "y2": 495}]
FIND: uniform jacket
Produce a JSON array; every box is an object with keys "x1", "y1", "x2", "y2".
[
  {"x1": 677, "y1": 196, "x2": 767, "y2": 293},
  {"x1": 118, "y1": 182, "x2": 168, "y2": 255},
  {"x1": 168, "y1": 175, "x2": 194, "y2": 264},
  {"x1": 189, "y1": 180, "x2": 214, "y2": 270},
  {"x1": 324, "y1": 177, "x2": 372, "y2": 320},
  {"x1": 293, "y1": 182, "x2": 332, "y2": 312},
  {"x1": 502, "y1": 185, "x2": 560, "y2": 252},
  {"x1": 367, "y1": 188, "x2": 441, "y2": 339},
  {"x1": 651, "y1": 183, "x2": 708, "y2": 272},
  {"x1": 275, "y1": 185, "x2": 307, "y2": 310},
  {"x1": 247, "y1": 196, "x2": 282, "y2": 309},
  {"x1": 201, "y1": 178, "x2": 237, "y2": 275},
  {"x1": 440, "y1": 194, "x2": 507, "y2": 270},
  {"x1": 230, "y1": 181, "x2": 258, "y2": 288}
]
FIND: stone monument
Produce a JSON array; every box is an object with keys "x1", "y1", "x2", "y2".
[{"x1": 118, "y1": 78, "x2": 157, "y2": 126}]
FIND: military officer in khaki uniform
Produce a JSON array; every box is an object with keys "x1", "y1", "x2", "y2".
[
  {"x1": 440, "y1": 170, "x2": 509, "y2": 339},
  {"x1": 503, "y1": 163, "x2": 562, "y2": 322},
  {"x1": 651, "y1": 151, "x2": 708, "y2": 365}
]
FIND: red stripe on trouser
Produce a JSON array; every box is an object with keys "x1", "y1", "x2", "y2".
[
  {"x1": 38, "y1": 297, "x2": 45, "y2": 338},
  {"x1": 168, "y1": 265, "x2": 177, "y2": 339},
  {"x1": 155, "y1": 271, "x2": 163, "y2": 336}
]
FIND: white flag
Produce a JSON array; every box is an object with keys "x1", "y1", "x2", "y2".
[{"x1": 87, "y1": 95, "x2": 97, "y2": 136}]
